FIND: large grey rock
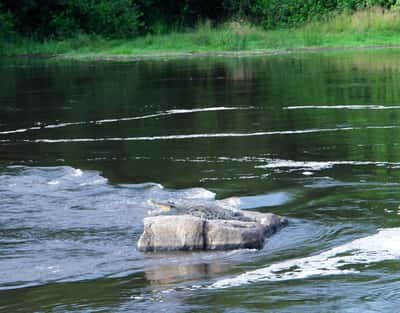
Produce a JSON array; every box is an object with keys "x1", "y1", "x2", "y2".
[
  {"x1": 204, "y1": 219, "x2": 265, "y2": 250},
  {"x1": 137, "y1": 210, "x2": 288, "y2": 252},
  {"x1": 137, "y1": 215, "x2": 205, "y2": 252}
]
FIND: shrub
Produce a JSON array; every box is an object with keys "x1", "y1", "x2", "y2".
[
  {"x1": 253, "y1": 0, "x2": 399, "y2": 29},
  {"x1": 0, "y1": 4, "x2": 15, "y2": 39},
  {"x1": 51, "y1": 0, "x2": 141, "y2": 38},
  {"x1": 253, "y1": 0, "x2": 337, "y2": 29},
  {"x1": 223, "y1": 0, "x2": 253, "y2": 19},
  {"x1": 2, "y1": 0, "x2": 141, "y2": 39},
  {"x1": 84, "y1": 0, "x2": 141, "y2": 38}
]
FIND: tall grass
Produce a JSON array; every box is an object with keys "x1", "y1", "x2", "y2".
[
  {"x1": 306, "y1": 6, "x2": 400, "y2": 33},
  {"x1": 3, "y1": 7, "x2": 400, "y2": 58}
]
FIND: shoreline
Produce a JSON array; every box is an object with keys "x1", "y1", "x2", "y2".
[{"x1": 11, "y1": 44, "x2": 400, "y2": 62}]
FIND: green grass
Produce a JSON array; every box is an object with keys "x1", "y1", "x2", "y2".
[{"x1": 4, "y1": 8, "x2": 400, "y2": 60}]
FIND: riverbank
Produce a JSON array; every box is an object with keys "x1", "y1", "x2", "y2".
[{"x1": 3, "y1": 9, "x2": 400, "y2": 61}]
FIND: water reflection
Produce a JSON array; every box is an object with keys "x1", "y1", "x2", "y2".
[{"x1": 145, "y1": 262, "x2": 232, "y2": 286}]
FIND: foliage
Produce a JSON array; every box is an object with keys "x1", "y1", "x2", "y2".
[
  {"x1": 307, "y1": 6, "x2": 400, "y2": 32},
  {"x1": 1, "y1": 0, "x2": 141, "y2": 39},
  {"x1": 222, "y1": 0, "x2": 253, "y2": 19},
  {"x1": 252, "y1": 0, "x2": 400, "y2": 29},
  {"x1": 52, "y1": 0, "x2": 141, "y2": 38},
  {"x1": 2, "y1": 0, "x2": 400, "y2": 40},
  {"x1": 252, "y1": 0, "x2": 336, "y2": 29},
  {"x1": 0, "y1": 3, "x2": 15, "y2": 39}
]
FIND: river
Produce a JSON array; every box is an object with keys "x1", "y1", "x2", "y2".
[{"x1": 1, "y1": 50, "x2": 400, "y2": 312}]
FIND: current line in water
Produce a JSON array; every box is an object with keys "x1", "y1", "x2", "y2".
[
  {"x1": 0, "y1": 106, "x2": 251, "y2": 136},
  {"x1": 1, "y1": 125, "x2": 399, "y2": 144},
  {"x1": 284, "y1": 105, "x2": 400, "y2": 110},
  {"x1": 8, "y1": 125, "x2": 399, "y2": 143}
]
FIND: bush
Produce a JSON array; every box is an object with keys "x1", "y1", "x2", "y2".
[
  {"x1": 51, "y1": 0, "x2": 141, "y2": 38},
  {"x1": 0, "y1": 4, "x2": 15, "y2": 39},
  {"x1": 85, "y1": 0, "x2": 141, "y2": 37},
  {"x1": 2, "y1": 0, "x2": 141, "y2": 39},
  {"x1": 223, "y1": 0, "x2": 253, "y2": 19},
  {"x1": 253, "y1": 0, "x2": 337, "y2": 29},
  {"x1": 3, "y1": 0, "x2": 400, "y2": 40},
  {"x1": 253, "y1": 0, "x2": 399, "y2": 29},
  {"x1": 50, "y1": 10, "x2": 81, "y2": 38}
]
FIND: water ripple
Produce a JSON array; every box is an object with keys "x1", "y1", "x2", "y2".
[
  {"x1": 0, "y1": 107, "x2": 251, "y2": 135},
  {"x1": 284, "y1": 105, "x2": 400, "y2": 110},
  {"x1": 1, "y1": 125, "x2": 397, "y2": 143},
  {"x1": 210, "y1": 228, "x2": 400, "y2": 289}
]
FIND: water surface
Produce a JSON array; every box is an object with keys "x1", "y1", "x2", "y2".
[{"x1": 1, "y1": 50, "x2": 400, "y2": 312}]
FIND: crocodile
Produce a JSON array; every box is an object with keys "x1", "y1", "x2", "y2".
[{"x1": 148, "y1": 198, "x2": 247, "y2": 220}]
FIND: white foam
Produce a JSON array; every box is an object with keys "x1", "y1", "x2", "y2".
[
  {"x1": 71, "y1": 169, "x2": 83, "y2": 177},
  {"x1": 217, "y1": 197, "x2": 241, "y2": 209},
  {"x1": 45, "y1": 122, "x2": 86, "y2": 128},
  {"x1": 0, "y1": 126, "x2": 40, "y2": 135},
  {"x1": 79, "y1": 178, "x2": 107, "y2": 186},
  {"x1": 256, "y1": 159, "x2": 391, "y2": 171},
  {"x1": 94, "y1": 113, "x2": 165, "y2": 124},
  {"x1": 131, "y1": 296, "x2": 144, "y2": 300},
  {"x1": 210, "y1": 228, "x2": 400, "y2": 289},
  {"x1": 237, "y1": 175, "x2": 259, "y2": 179},
  {"x1": 166, "y1": 107, "x2": 249, "y2": 114},
  {"x1": 284, "y1": 105, "x2": 400, "y2": 110},
  {"x1": 0, "y1": 128, "x2": 28, "y2": 134},
  {"x1": 180, "y1": 187, "x2": 216, "y2": 200}
]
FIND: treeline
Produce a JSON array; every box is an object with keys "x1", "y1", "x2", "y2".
[{"x1": 1, "y1": 0, "x2": 399, "y2": 40}]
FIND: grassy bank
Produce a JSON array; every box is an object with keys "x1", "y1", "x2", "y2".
[{"x1": 3, "y1": 8, "x2": 400, "y2": 60}]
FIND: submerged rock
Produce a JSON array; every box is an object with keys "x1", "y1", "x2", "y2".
[{"x1": 137, "y1": 209, "x2": 287, "y2": 252}]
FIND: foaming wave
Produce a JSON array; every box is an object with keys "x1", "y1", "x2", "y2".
[
  {"x1": 284, "y1": 105, "x2": 400, "y2": 110},
  {"x1": 2, "y1": 166, "x2": 108, "y2": 194},
  {"x1": 210, "y1": 228, "x2": 400, "y2": 289},
  {"x1": 176, "y1": 187, "x2": 216, "y2": 200},
  {"x1": 0, "y1": 165, "x2": 227, "y2": 289}
]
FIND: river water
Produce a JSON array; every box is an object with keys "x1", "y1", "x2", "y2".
[{"x1": 1, "y1": 50, "x2": 400, "y2": 312}]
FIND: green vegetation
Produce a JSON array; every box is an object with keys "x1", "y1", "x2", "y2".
[{"x1": 2, "y1": 1, "x2": 400, "y2": 58}]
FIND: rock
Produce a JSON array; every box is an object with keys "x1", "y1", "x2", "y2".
[
  {"x1": 137, "y1": 210, "x2": 288, "y2": 252},
  {"x1": 204, "y1": 219, "x2": 265, "y2": 250},
  {"x1": 239, "y1": 211, "x2": 288, "y2": 236},
  {"x1": 137, "y1": 215, "x2": 205, "y2": 252}
]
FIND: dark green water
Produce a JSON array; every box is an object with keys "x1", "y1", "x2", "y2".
[{"x1": 1, "y1": 50, "x2": 400, "y2": 312}]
